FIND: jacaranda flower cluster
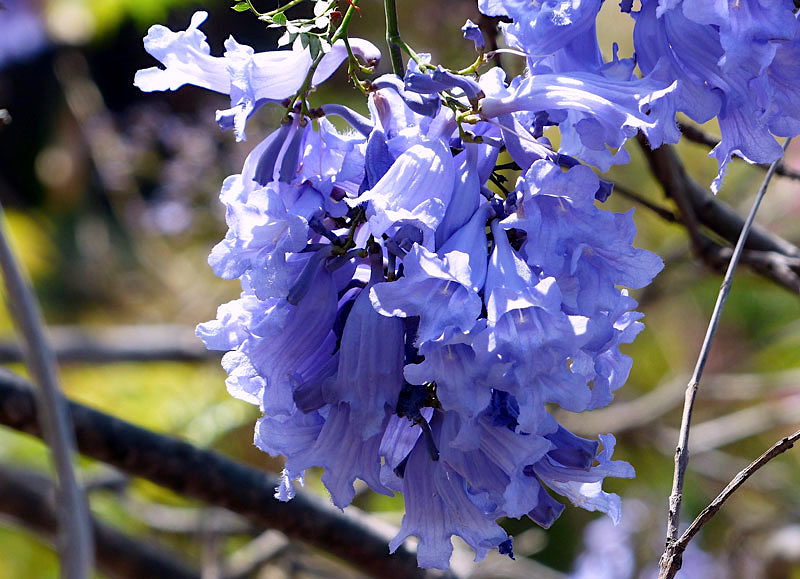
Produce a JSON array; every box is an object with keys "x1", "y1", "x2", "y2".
[{"x1": 135, "y1": 0, "x2": 800, "y2": 569}]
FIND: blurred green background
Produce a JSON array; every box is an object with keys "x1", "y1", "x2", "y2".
[{"x1": 1, "y1": 0, "x2": 800, "y2": 577}]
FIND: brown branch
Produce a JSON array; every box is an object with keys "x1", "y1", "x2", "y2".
[
  {"x1": 0, "y1": 368, "x2": 436, "y2": 579},
  {"x1": 704, "y1": 246, "x2": 800, "y2": 294},
  {"x1": 635, "y1": 139, "x2": 800, "y2": 293},
  {"x1": 638, "y1": 138, "x2": 800, "y2": 257},
  {"x1": 613, "y1": 178, "x2": 800, "y2": 293},
  {"x1": 679, "y1": 123, "x2": 800, "y2": 182},
  {"x1": 611, "y1": 183, "x2": 681, "y2": 223},
  {"x1": 0, "y1": 464, "x2": 199, "y2": 579},
  {"x1": 660, "y1": 428, "x2": 800, "y2": 579}
]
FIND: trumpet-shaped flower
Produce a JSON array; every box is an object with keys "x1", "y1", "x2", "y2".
[{"x1": 134, "y1": 11, "x2": 380, "y2": 140}]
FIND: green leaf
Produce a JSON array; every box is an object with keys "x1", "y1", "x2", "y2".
[
  {"x1": 272, "y1": 12, "x2": 287, "y2": 25},
  {"x1": 307, "y1": 34, "x2": 322, "y2": 59},
  {"x1": 232, "y1": 2, "x2": 250, "y2": 12}
]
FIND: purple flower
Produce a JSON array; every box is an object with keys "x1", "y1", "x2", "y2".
[
  {"x1": 246, "y1": 259, "x2": 338, "y2": 416},
  {"x1": 531, "y1": 433, "x2": 634, "y2": 523},
  {"x1": 504, "y1": 160, "x2": 663, "y2": 314},
  {"x1": 134, "y1": 11, "x2": 380, "y2": 141},
  {"x1": 349, "y1": 138, "x2": 455, "y2": 247},
  {"x1": 628, "y1": 0, "x2": 800, "y2": 190},
  {"x1": 207, "y1": 177, "x2": 318, "y2": 290},
  {"x1": 322, "y1": 268, "x2": 405, "y2": 439},
  {"x1": 406, "y1": 65, "x2": 484, "y2": 103},
  {"x1": 479, "y1": 66, "x2": 679, "y2": 171},
  {"x1": 478, "y1": 0, "x2": 602, "y2": 58},
  {"x1": 474, "y1": 220, "x2": 591, "y2": 432},
  {"x1": 370, "y1": 244, "x2": 483, "y2": 345},
  {"x1": 258, "y1": 403, "x2": 393, "y2": 507},
  {"x1": 388, "y1": 411, "x2": 512, "y2": 569},
  {"x1": 461, "y1": 19, "x2": 485, "y2": 52},
  {"x1": 143, "y1": 4, "x2": 676, "y2": 569}
]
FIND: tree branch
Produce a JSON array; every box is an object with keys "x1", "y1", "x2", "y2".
[
  {"x1": 614, "y1": 178, "x2": 800, "y2": 294},
  {"x1": 666, "y1": 429, "x2": 800, "y2": 574},
  {"x1": 658, "y1": 139, "x2": 791, "y2": 579},
  {"x1": 0, "y1": 368, "x2": 435, "y2": 579},
  {"x1": 638, "y1": 139, "x2": 800, "y2": 258},
  {"x1": 634, "y1": 139, "x2": 800, "y2": 293},
  {"x1": 679, "y1": 123, "x2": 800, "y2": 182},
  {"x1": 0, "y1": 464, "x2": 199, "y2": 579}
]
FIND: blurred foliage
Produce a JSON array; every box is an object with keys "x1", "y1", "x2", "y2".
[{"x1": 1, "y1": 0, "x2": 800, "y2": 577}]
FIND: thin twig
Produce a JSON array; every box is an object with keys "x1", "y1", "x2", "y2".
[
  {"x1": 0, "y1": 206, "x2": 94, "y2": 578},
  {"x1": 700, "y1": 244, "x2": 800, "y2": 295},
  {"x1": 675, "y1": 429, "x2": 800, "y2": 555},
  {"x1": 612, "y1": 183, "x2": 681, "y2": 223},
  {"x1": 222, "y1": 530, "x2": 290, "y2": 579},
  {"x1": 121, "y1": 498, "x2": 254, "y2": 535},
  {"x1": 658, "y1": 138, "x2": 792, "y2": 579},
  {"x1": 681, "y1": 395, "x2": 800, "y2": 454}
]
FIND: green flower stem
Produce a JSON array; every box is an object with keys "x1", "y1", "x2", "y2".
[
  {"x1": 456, "y1": 55, "x2": 487, "y2": 76},
  {"x1": 383, "y1": 0, "x2": 427, "y2": 73},
  {"x1": 383, "y1": 0, "x2": 405, "y2": 76},
  {"x1": 399, "y1": 38, "x2": 426, "y2": 68},
  {"x1": 263, "y1": 0, "x2": 306, "y2": 18},
  {"x1": 344, "y1": 38, "x2": 371, "y2": 94},
  {"x1": 244, "y1": 0, "x2": 263, "y2": 17},
  {"x1": 289, "y1": 0, "x2": 361, "y2": 115}
]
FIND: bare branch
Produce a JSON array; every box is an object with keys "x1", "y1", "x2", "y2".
[
  {"x1": 0, "y1": 464, "x2": 199, "y2": 579},
  {"x1": 679, "y1": 123, "x2": 800, "y2": 182},
  {"x1": 702, "y1": 246, "x2": 800, "y2": 293},
  {"x1": 633, "y1": 137, "x2": 800, "y2": 293},
  {"x1": 0, "y1": 206, "x2": 94, "y2": 578},
  {"x1": 0, "y1": 368, "x2": 439, "y2": 579},
  {"x1": 638, "y1": 139, "x2": 800, "y2": 258},
  {"x1": 674, "y1": 429, "x2": 800, "y2": 560},
  {"x1": 613, "y1": 178, "x2": 800, "y2": 293},
  {"x1": 120, "y1": 498, "x2": 255, "y2": 535},
  {"x1": 658, "y1": 139, "x2": 792, "y2": 579},
  {"x1": 611, "y1": 183, "x2": 681, "y2": 223}
]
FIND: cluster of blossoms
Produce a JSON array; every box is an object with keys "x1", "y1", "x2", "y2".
[{"x1": 135, "y1": 0, "x2": 800, "y2": 569}]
